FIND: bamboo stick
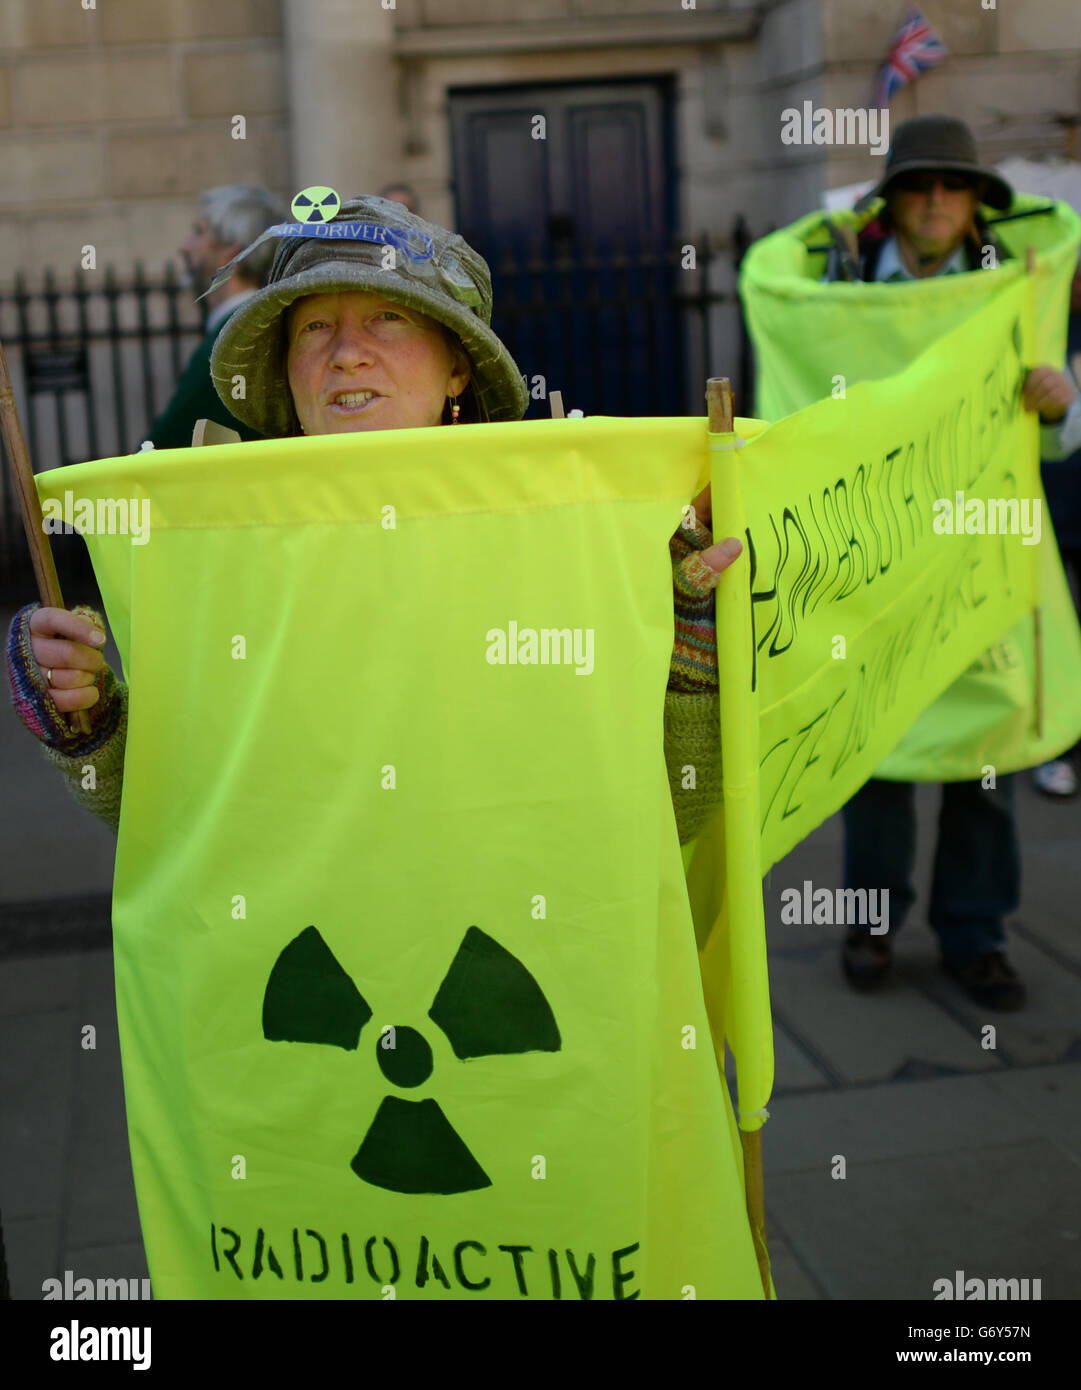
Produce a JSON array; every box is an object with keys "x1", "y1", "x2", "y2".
[{"x1": 0, "y1": 337, "x2": 90, "y2": 734}]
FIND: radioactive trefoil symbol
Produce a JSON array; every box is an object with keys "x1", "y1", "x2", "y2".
[
  {"x1": 262, "y1": 926, "x2": 561, "y2": 1195},
  {"x1": 291, "y1": 185, "x2": 341, "y2": 224}
]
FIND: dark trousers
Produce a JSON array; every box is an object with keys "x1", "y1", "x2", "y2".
[{"x1": 842, "y1": 775, "x2": 1020, "y2": 959}]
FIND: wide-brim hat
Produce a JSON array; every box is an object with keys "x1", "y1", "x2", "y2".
[
  {"x1": 209, "y1": 195, "x2": 528, "y2": 436},
  {"x1": 854, "y1": 115, "x2": 1013, "y2": 212}
]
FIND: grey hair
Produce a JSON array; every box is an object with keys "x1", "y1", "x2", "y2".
[{"x1": 200, "y1": 186, "x2": 290, "y2": 286}]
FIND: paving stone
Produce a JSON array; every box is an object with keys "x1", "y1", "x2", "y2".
[
  {"x1": 65, "y1": 1073, "x2": 141, "y2": 1252},
  {"x1": 59, "y1": 1242, "x2": 151, "y2": 1295},
  {"x1": 62, "y1": 947, "x2": 139, "y2": 1250},
  {"x1": 78, "y1": 947, "x2": 118, "y2": 1013},
  {"x1": 1008, "y1": 776, "x2": 1081, "y2": 967},
  {"x1": 908, "y1": 930, "x2": 1081, "y2": 1067},
  {"x1": 762, "y1": 1218, "x2": 826, "y2": 1301},
  {"x1": 0, "y1": 951, "x2": 80, "y2": 1016},
  {"x1": 767, "y1": 1141, "x2": 1081, "y2": 1300},
  {"x1": 771, "y1": 1016, "x2": 835, "y2": 1094},
  {"x1": 2, "y1": 1215, "x2": 60, "y2": 1301},
  {"x1": 0, "y1": 1009, "x2": 77, "y2": 1219},
  {"x1": 762, "y1": 1071, "x2": 1047, "y2": 1176},
  {"x1": 981, "y1": 1063, "x2": 1081, "y2": 1173},
  {"x1": 0, "y1": 896, "x2": 113, "y2": 958},
  {"x1": 769, "y1": 950, "x2": 1002, "y2": 1085}
]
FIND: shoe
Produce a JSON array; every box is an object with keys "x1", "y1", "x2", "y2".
[
  {"x1": 942, "y1": 950, "x2": 1025, "y2": 1011},
  {"x1": 842, "y1": 930, "x2": 892, "y2": 987},
  {"x1": 1032, "y1": 759, "x2": 1079, "y2": 798}
]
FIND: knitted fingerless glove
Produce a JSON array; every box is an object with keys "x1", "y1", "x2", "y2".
[
  {"x1": 669, "y1": 514, "x2": 720, "y2": 692},
  {"x1": 6, "y1": 602, "x2": 124, "y2": 754}
]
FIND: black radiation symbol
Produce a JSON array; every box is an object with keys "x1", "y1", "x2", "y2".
[{"x1": 262, "y1": 925, "x2": 561, "y2": 1194}]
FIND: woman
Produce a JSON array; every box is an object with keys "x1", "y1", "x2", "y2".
[{"x1": 7, "y1": 195, "x2": 740, "y2": 843}]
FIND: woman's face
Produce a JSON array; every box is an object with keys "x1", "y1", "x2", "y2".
[{"x1": 286, "y1": 290, "x2": 470, "y2": 435}]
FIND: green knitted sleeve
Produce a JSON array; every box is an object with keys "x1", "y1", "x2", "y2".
[
  {"x1": 664, "y1": 688, "x2": 722, "y2": 846},
  {"x1": 39, "y1": 682, "x2": 128, "y2": 836}
]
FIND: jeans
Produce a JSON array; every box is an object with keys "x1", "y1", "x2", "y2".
[{"x1": 841, "y1": 775, "x2": 1020, "y2": 960}]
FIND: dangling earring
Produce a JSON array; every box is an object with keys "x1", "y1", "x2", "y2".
[{"x1": 450, "y1": 395, "x2": 460, "y2": 424}]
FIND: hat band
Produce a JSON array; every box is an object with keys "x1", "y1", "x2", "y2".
[{"x1": 202, "y1": 220, "x2": 437, "y2": 300}]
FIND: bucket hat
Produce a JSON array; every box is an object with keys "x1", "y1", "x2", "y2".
[
  {"x1": 855, "y1": 115, "x2": 1013, "y2": 212},
  {"x1": 209, "y1": 195, "x2": 528, "y2": 436}
]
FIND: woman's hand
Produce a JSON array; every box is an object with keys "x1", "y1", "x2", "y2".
[
  {"x1": 27, "y1": 606, "x2": 108, "y2": 713},
  {"x1": 669, "y1": 484, "x2": 742, "y2": 694},
  {"x1": 684, "y1": 484, "x2": 742, "y2": 577},
  {"x1": 1022, "y1": 366, "x2": 1077, "y2": 423}
]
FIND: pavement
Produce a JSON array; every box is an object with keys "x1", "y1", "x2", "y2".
[{"x1": 2, "y1": 600, "x2": 1080, "y2": 1300}]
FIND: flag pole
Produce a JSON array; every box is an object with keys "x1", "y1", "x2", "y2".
[
  {"x1": 0, "y1": 337, "x2": 90, "y2": 735},
  {"x1": 706, "y1": 375, "x2": 772, "y2": 1298}
]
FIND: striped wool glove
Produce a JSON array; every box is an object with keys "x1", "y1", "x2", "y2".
[
  {"x1": 669, "y1": 514, "x2": 721, "y2": 692},
  {"x1": 6, "y1": 602, "x2": 123, "y2": 753}
]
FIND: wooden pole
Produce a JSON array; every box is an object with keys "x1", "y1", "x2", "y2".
[
  {"x1": 741, "y1": 1126, "x2": 771, "y2": 1297},
  {"x1": 0, "y1": 337, "x2": 90, "y2": 735},
  {"x1": 1024, "y1": 246, "x2": 1044, "y2": 740},
  {"x1": 706, "y1": 376, "x2": 733, "y2": 433},
  {"x1": 548, "y1": 389, "x2": 566, "y2": 419},
  {"x1": 706, "y1": 373, "x2": 772, "y2": 1299}
]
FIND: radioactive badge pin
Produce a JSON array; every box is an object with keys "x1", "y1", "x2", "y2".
[{"x1": 291, "y1": 186, "x2": 341, "y2": 224}]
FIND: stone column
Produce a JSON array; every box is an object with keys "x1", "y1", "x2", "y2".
[{"x1": 282, "y1": 0, "x2": 401, "y2": 199}]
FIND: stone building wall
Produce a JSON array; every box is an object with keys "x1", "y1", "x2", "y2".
[
  {"x1": 0, "y1": 0, "x2": 288, "y2": 283},
  {"x1": 2, "y1": 0, "x2": 1077, "y2": 283}
]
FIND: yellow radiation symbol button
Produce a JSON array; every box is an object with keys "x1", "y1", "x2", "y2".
[{"x1": 291, "y1": 186, "x2": 341, "y2": 224}]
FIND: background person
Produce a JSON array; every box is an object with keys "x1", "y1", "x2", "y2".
[
  {"x1": 146, "y1": 185, "x2": 288, "y2": 449},
  {"x1": 825, "y1": 115, "x2": 1080, "y2": 1012}
]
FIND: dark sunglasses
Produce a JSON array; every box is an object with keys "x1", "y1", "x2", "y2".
[{"x1": 892, "y1": 171, "x2": 975, "y2": 194}]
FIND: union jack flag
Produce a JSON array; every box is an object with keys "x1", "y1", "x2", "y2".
[{"x1": 873, "y1": 9, "x2": 949, "y2": 109}]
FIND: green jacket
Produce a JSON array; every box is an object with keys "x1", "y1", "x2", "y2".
[{"x1": 147, "y1": 308, "x2": 261, "y2": 449}]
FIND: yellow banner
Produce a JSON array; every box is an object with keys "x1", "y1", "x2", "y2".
[
  {"x1": 739, "y1": 193, "x2": 1081, "y2": 779},
  {"x1": 685, "y1": 274, "x2": 1045, "y2": 1124}
]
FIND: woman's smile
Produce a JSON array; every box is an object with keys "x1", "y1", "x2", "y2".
[{"x1": 326, "y1": 390, "x2": 384, "y2": 418}]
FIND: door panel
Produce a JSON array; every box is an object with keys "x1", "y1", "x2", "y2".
[{"x1": 449, "y1": 79, "x2": 679, "y2": 417}]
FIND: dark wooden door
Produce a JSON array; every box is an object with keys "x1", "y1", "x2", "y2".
[{"x1": 449, "y1": 79, "x2": 679, "y2": 418}]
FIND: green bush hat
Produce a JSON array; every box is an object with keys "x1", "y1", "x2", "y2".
[
  {"x1": 209, "y1": 195, "x2": 529, "y2": 436},
  {"x1": 854, "y1": 114, "x2": 1013, "y2": 213}
]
